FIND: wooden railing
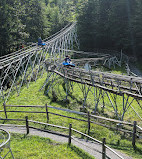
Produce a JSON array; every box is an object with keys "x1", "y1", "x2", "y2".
[
  {"x1": 2, "y1": 104, "x2": 142, "y2": 150},
  {"x1": 0, "y1": 117, "x2": 124, "y2": 159}
]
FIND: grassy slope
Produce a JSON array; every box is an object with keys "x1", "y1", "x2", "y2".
[
  {"x1": 1, "y1": 133, "x2": 94, "y2": 159},
  {"x1": 0, "y1": 69, "x2": 142, "y2": 158}
]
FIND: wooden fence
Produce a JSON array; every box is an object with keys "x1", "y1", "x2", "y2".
[
  {"x1": 0, "y1": 117, "x2": 124, "y2": 159},
  {"x1": 2, "y1": 103, "x2": 142, "y2": 150}
]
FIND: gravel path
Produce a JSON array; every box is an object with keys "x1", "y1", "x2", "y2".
[{"x1": 0, "y1": 125, "x2": 133, "y2": 159}]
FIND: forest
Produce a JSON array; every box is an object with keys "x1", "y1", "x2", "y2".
[
  {"x1": 0, "y1": 0, "x2": 142, "y2": 59},
  {"x1": 0, "y1": 0, "x2": 80, "y2": 56}
]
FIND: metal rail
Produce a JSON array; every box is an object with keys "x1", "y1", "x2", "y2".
[{"x1": 0, "y1": 128, "x2": 14, "y2": 159}]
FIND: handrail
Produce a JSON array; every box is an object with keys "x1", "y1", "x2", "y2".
[
  {"x1": 4, "y1": 104, "x2": 133, "y2": 125},
  {"x1": 72, "y1": 128, "x2": 102, "y2": 144},
  {"x1": 137, "y1": 125, "x2": 142, "y2": 131},
  {"x1": 105, "y1": 145, "x2": 124, "y2": 159},
  {"x1": 29, "y1": 120, "x2": 68, "y2": 129},
  {"x1": 71, "y1": 128, "x2": 124, "y2": 159}
]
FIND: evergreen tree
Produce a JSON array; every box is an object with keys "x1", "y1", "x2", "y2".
[
  {"x1": 0, "y1": 0, "x2": 26, "y2": 56},
  {"x1": 21, "y1": 0, "x2": 45, "y2": 42},
  {"x1": 133, "y1": 0, "x2": 142, "y2": 59},
  {"x1": 77, "y1": 0, "x2": 98, "y2": 51},
  {"x1": 77, "y1": 0, "x2": 142, "y2": 58}
]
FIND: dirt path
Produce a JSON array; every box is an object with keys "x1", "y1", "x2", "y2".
[{"x1": 0, "y1": 125, "x2": 133, "y2": 159}]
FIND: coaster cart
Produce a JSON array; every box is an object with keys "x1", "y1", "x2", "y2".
[
  {"x1": 62, "y1": 60, "x2": 75, "y2": 67},
  {"x1": 38, "y1": 38, "x2": 46, "y2": 47}
]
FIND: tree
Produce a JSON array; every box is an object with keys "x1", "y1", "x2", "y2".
[
  {"x1": 77, "y1": 0, "x2": 142, "y2": 58},
  {"x1": 133, "y1": 0, "x2": 142, "y2": 59},
  {"x1": 21, "y1": 0, "x2": 45, "y2": 42},
  {"x1": 77, "y1": 0, "x2": 98, "y2": 51},
  {"x1": 0, "y1": 0, "x2": 26, "y2": 56}
]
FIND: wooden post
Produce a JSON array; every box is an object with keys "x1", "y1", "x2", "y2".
[
  {"x1": 102, "y1": 138, "x2": 106, "y2": 159},
  {"x1": 3, "y1": 103, "x2": 7, "y2": 119},
  {"x1": 102, "y1": 94, "x2": 105, "y2": 114},
  {"x1": 87, "y1": 111, "x2": 90, "y2": 136},
  {"x1": 68, "y1": 123, "x2": 72, "y2": 146},
  {"x1": 45, "y1": 104, "x2": 49, "y2": 122},
  {"x1": 132, "y1": 121, "x2": 137, "y2": 149},
  {"x1": 25, "y1": 116, "x2": 29, "y2": 134}
]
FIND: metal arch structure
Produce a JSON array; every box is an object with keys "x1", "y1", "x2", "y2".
[
  {"x1": 0, "y1": 22, "x2": 79, "y2": 103},
  {"x1": 0, "y1": 128, "x2": 14, "y2": 159},
  {"x1": 44, "y1": 50, "x2": 142, "y2": 121}
]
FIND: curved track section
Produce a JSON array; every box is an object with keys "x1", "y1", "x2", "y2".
[
  {"x1": 52, "y1": 66, "x2": 142, "y2": 99},
  {"x1": 0, "y1": 128, "x2": 14, "y2": 159},
  {"x1": 44, "y1": 60, "x2": 142, "y2": 121}
]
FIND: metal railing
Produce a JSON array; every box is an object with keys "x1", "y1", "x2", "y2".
[{"x1": 0, "y1": 128, "x2": 14, "y2": 159}]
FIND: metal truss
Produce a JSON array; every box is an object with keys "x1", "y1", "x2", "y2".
[{"x1": 0, "y1": 23, "x2": 79, "y2": 102}]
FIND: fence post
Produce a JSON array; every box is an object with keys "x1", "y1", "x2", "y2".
[
  {"x1": 132, "y1": 121, "x2": 137, "y2": 149},
  {"x1": 3, "y1": 103, "x2": 7, "y2": 119},
  {"x1": 87, "y1": 111, "x2": 90, "y2": 136},
  {"x1": 102, "y1": 138, "x2": 106, "y2": 159},
  {"x1": 45, "y1": 104, "x2": 49, "y2": 122},
  {"x1": 68, "y1": 123, "x2": 72, "y2": 146},
  {"x1": 25, "y1": 116, "x2": 29, "y2": 134}
]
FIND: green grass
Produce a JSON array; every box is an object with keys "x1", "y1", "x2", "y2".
[
  {"x1": 0, "y1": 69, "x2": 142, "y2": 158},
  {"x1": 108, "y1": 140, "x2": 142, "y2": 159},
  {"x1": 91, "y1": 63, "x2": 127, "y2": 74},
  {"x1": 1, "y1": 133, "x2": 94, "y2": 159}
]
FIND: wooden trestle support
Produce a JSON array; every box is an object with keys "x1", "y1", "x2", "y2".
[{"x1": 43, "y1": 62, "x2": 142, "y2": 121}]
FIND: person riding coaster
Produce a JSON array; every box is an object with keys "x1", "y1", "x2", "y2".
[
  {"x1": 62, "y1": 55, "x2": 75, "y2": 67},
  {"x1": 38, "y1": 37, "x2": 46, "y2": 46}
]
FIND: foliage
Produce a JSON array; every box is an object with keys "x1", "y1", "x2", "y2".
[
  {"x1": 0, "y1": 0, "x2": 80, "y2": 57},
  {"x1": 0, "y1": 0, "x2": 26, "y2": 56},
  {"x1": 77, "y1": 0, "x2": 142, "y2": 59},
  {"x1": 1, "y1": 0, "x2": 142, "y2": 59}
]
